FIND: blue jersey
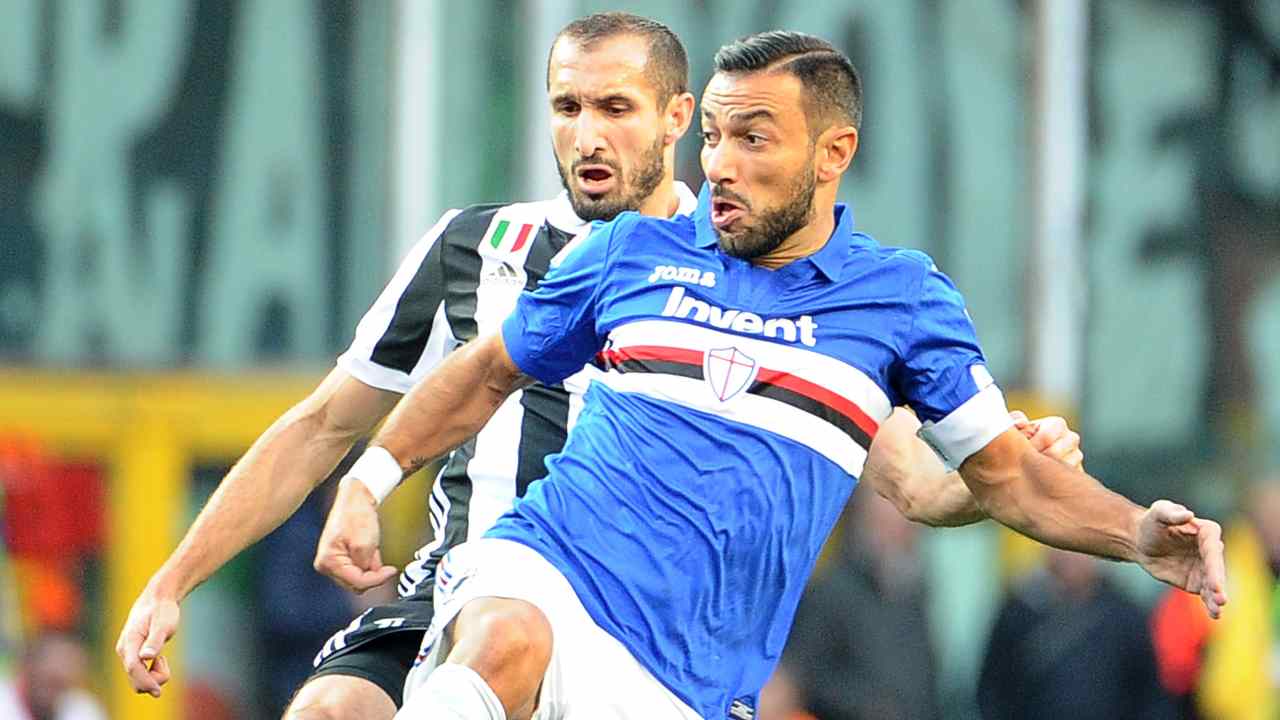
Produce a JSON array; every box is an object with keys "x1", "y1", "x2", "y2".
[{"x1": 490, "y1": 185, "x2": 1012, "y2": 719}]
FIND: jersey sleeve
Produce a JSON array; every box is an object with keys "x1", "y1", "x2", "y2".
[
  {"x1": 337, "y1": 209, "x2": 464, "y2": 393},
  {"x1": 893, "y1": 261, "x2": 1013, "y2": 470},
  {"x1": 501, "y1": 220, "x2": 613, "y2": 385}
]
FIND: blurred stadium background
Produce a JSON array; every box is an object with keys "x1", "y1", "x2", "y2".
[{"x1": 0, "y1": 1, "x2": 1277, "y2": 718}]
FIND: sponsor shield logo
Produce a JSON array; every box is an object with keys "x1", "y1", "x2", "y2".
[{"x1": 704, "y1": 347, "x2": 759, "y2": 402}]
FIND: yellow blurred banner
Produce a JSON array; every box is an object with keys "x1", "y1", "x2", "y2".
[{"x1": 0, "y1": 370, "x2": 320, "y2": 720}]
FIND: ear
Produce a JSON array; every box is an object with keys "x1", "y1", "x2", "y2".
[
  {"x1": 815, "y1": 125, "x2": 859, "y2": 182},
  {"x1": 663, "y1": 91, "x2": 696, "y2": 146}
]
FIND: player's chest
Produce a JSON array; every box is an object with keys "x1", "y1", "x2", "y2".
[
  {"x1": 464, "y1": 222, "x2": 570, "y2": 334},
  {"x1": 597, "y1": 256, "x2": 905, "y2": 389}
]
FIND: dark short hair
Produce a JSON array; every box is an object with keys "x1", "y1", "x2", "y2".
[
  {"x1": 713, "y1": 31, "x2": 862, "y2": 133},
  {"x1": 548, "y1": 12, "x2": 689, "y2": 104}
]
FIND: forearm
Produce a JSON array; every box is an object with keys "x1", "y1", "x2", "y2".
[
  {"x1": 864, "y1": 409, "x2": 985, "y2": 526},
  {"x1": 148, "y1": 371, "x2": 389, "y2": 599},
  {"x1": 960, "y1": 437, "x2": 1142, "y2": 561},
  {"x1": 911, "y1": 473, "x2": 985, "y2": 527},
  {"x1": 374, "y1": 333, "x2": 528, "y2": 476}
]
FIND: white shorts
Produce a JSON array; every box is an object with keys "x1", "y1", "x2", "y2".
[{"x1": 400, "y1": 538, "x2": 700, "y2": 720}]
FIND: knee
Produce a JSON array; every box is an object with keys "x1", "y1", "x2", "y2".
[
  {"x1": 283, "y1": 675, "x2": 395, "y2": 720},
  {"x1": 452, "y1": 598, "x2": 553, "y2": 679}
]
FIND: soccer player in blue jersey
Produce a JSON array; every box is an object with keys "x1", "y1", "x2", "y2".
[
  {"x1": 117, "y1": 13, "x2": 1075, "y2": 719},
  {"x1": 321, "y1": 31, "x2": 1227, "y2": 720}
]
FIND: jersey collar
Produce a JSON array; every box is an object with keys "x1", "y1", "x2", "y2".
[
  {"x1": 694, "y1": 183, "x2": 853, "y2": 282},
  {"x1": 545, "y1": 181, "x2": 698, "y2": 233}
]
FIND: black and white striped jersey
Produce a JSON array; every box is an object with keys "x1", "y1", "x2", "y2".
[{"x1": 338, "y1": 184, "x2": 698, "y2": 597}]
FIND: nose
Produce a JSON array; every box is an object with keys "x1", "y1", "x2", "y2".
[
  {"x1": 574, "y1": 109, "x2": 607, "y2": 159},
  {"x1": 702, "y1": 140, "x2": 735, "y2": 187}
]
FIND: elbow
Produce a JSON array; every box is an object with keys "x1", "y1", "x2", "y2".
[
  {"x1": 288, "y1": 393, "x2": 367, "y2": 448},
  {"x1": 894, "y1": 485, "x2": 937, "y2": 525},
  {"x1": 868, "y1": 465, "x2": 940, "y2": 526}
]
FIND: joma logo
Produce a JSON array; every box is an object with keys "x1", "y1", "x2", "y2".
[{"x1": 648, "y1": 264, "x2": 717, "y2": 287}]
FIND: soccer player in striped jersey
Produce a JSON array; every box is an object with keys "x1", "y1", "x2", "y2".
[
  {"x1": 117, "y1": 14, "x2": 1079, "y2": 720},
  {"x1": 323, "y1": 31, "x2": 1228, "y2": 720}
]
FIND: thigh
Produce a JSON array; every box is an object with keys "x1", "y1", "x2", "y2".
[
  {"x1": 540, "y1": 592, "x2": 701, "y2": 720},
  {"x1": 285, "y1": 673, "x2": 396, "y2": 720},
  {"x1": 309, "y1": 596, "x2": 434, "y2": 706},
  {"x1": 405, "y1": 539, "x2": 697, "y2": 720}
]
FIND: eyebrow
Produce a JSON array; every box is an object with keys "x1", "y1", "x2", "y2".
[
  {"x1": 586, "y1": 94, "x2": 635, "y2": 107},
  {"x1": 702, "y1": 108, "x2": 777, "y2": 127},
  {"x1": 729, "y1": 109, "x2": 777, "y2": 125},
  {"x1": 553, "y1": 91, "x2": 637, "y2": 106}
]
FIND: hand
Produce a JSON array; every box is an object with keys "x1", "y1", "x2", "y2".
[
  {"x1": 116, "y1": 590, "x2": 179, "y2": 697},
  {"x1": 314, "y1": 476, "x2": 399, "y2": 592},
  {"x1": 1011, "y1": 411, "x2": 1084, "y2": 470},
  {"x1": 1136, "y1": 499, "x2": 1229, "y2": 618}
]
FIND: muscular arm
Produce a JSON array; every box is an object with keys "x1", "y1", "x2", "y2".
[
  {"x1": 958, "y1": 429, "x2": 1227, "y2": 616},
  {"x1": 960, "y1": 429, "x2": 1141, "y2": 558},
  {"x1": 377, "y1": 332, "x2": 530, "y2": 475},
  {"x1": 314, "y1": 333, "x2": 531, "y2": 589},
  {"x1": 865, "y1": 409, "x2": 1083, "y2": 527},
  {"x1": 863, "y1": 408, "x2": 984, "y2": 527},
  {"x1": 117, "y1": 367, "x2": 399, "y2": 695},
  {"x1": 153, "y1": 368, "x2": 399, "y2": 597}
]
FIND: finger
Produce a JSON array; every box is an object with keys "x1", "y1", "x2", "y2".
[
  {"x1": 1151, "y1": 499, "x2": 1194, "y2": 525},
  {"x1": 1027, "y1": 417, "x2": 1068, "y2": 452},
  {"x1": 149, "y1": 653, "x2": 172, "y2": 687},
  {"x1": 349, "y1": 538, "x2": 377, "y2": 571},
  {"x1": 1043, "y1": 432, "x2": 1081, "y2": 463},
  {"x1": 347, "y1": 565, "x2": 398, "y2": 593},
  {"x1": 1061, "y1": 449, "x2": 1084, "y2": 471},
  {"x1": 1009, "y1": 410, "x2": 1030, "y2": 427},
  {"x1": 140, "y1": 619, "x2": 171, "y2": 661},
  {"x1": 353, "y1": 565, "x2": 400, "y2": 594},
  {"x1": 119, "y1": 626, "x2": 147, "y2": 678},
  {"x1": 328, "y1": 561, "x2": 374, "y2": 591},
  {"x1": 314, "y1": 540, "x2": 353, "y2": 576},
  {"x1": 1195, "y1": 519, "x2": 1228, "y2": 613},
  {"x1": 116, "y1": 626, "x2": 138, "y2": 667},
  {"x1": 127, "y1": 657, "x2": 162, "y2": 696}
]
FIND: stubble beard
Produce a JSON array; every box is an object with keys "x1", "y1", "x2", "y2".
[
  {"x1": 714, "y1": 163, "x2": 817, "y2": 261},
  {"x1": 557, "y1": 134, "x2": 667, "y2": 223}
]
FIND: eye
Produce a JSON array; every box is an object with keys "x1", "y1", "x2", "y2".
[
  {"x1": 744, "y1": 133, "x2": 767, "y2": 147},
  {"x1": 606, "y1": 104, "x2": 630, "y2": 117},
  {"x1": 701, "y1": 130, "x2": 720, "y2": 145},
  {"x1": 555, "y1": 100, "x2": 581, "y2": 116}
]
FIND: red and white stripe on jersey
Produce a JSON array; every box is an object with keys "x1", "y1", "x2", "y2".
[{"x1": 594, "y1": 319, "x2": 894, "y2": 477}]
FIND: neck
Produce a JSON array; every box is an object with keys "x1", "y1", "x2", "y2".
[
  {"x1": 636, "y1": 177, "x2": 680, "y2": 219},
  {"x1": 636, "y1": 150, "x2": 681, "y2": 219},
  {"x1": 751, "y1": 183, "x2": 838, "y2": 270}
]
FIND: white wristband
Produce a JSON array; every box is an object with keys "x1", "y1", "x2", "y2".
[{"x1": 348, "y1": 446, "x2": 404, "y2": 505}]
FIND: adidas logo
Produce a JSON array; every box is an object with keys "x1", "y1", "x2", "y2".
[
  {"x1": 482, "y1": 261, "x2": 523, "y2": 286},
  {"x1": 728, "y1": 698, "x2": 755, "y2": 720}
]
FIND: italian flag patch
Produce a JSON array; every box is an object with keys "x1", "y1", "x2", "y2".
[{"x1": 486, "y1": 219, "x2": 535, "y2": 252}]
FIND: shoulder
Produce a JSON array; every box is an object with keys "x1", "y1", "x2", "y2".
[
  {"x1": 438, "y1": 199, "x2": 549, "y2": 243},
  {"x1": 855, "y1": 240, "x2": 938, "y2": 277},
  {"x1": 600, "y1": 210, "x2": 698, "y2": 251},
  {"x1": 428, "y1": 197, "x2": 573, "y2": 263}
]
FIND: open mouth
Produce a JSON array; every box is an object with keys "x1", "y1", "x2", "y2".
[
  {"x1": 710, "y1": 197, "x2": 747, "y2": 229},
  {"x1": 575, "y1": 165, "x2": 617, "y2": 195}
]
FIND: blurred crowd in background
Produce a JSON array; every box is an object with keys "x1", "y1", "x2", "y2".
[{"x1": 1, "y1": 0, "x2": 1278, "y2": 718}]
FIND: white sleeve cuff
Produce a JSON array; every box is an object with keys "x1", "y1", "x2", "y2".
[
  {"x1": 348, "y1": 446, "x2": 405, "y2": 504},
  {"x1": 917, "y1": 384, "x2": 1014, "y2": 471},
  {"x1": 336, "y1": 351, "x2": 414, "y2": 395}
]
